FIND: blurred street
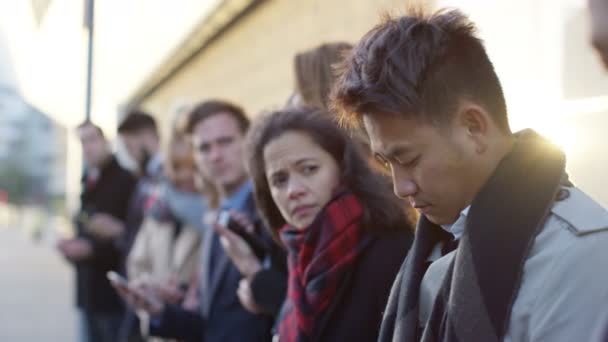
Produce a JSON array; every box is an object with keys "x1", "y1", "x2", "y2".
[{"x1": 0, "y1": 225, "x2": 76, "y2": 341}]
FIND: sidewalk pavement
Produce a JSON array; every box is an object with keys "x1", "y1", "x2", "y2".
[{"x1": 0, "y1": 226, "x2": 76, "y2": 341}]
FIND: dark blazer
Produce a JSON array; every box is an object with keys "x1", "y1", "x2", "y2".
[
  {"x1": 150, "y1": 185, "x2": 283, "y2": 342},
  {"x1": 306, "y1": 230, "x2": 412, "y2": 342},
  {"x1": 75, "y1": 155, "x2": 137, "y2": 313}
]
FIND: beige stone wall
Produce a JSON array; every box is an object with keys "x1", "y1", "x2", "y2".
[
  {"x1": 140, "y1": 0, "x2": 406, "y2": 133},
  {"x1": 137, "y1": 0, "x2": 608, "y2": 207}
]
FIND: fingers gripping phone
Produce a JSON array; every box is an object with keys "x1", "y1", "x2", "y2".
[
  {"x1": 218, "y1": 211, "x2": 267, "y2": 260},
  {"x1": 107, "y1": 271, "x2": 163, "y2": 313}
]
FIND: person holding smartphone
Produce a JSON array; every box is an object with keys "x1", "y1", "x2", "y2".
[
  {"x1": 217, "y1": 42, "x2": 367, "y2": 320},
  {"x1": 58, "y1": 121, "x2": 137, "y2": 342},
  {"x1": 110, "y1": 100, "x2": 285, "y2": 342}
]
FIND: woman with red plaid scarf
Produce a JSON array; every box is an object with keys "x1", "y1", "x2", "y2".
[{"x1": 243, "y1": 107, "x2": 414, "y2": 342}]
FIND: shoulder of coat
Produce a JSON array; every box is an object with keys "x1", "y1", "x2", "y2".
[{"x1": 550, "y1": 186, "x2": 608, "y2": 236}]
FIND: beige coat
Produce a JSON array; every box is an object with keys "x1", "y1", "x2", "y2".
[
  {"x1": 127, "y1": 216, "x2": 202, "y2": 341},
  {"x1": 127, "y1": 216, "x2": 201, "y2": 284},
  {"x1": 420, "y1": 186, "x2": 608, "y2": 341}
]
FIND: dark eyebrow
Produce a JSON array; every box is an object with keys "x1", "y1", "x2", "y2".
[
  {"x1": 267, "y1": 157, "x2": 316, "y2": 177},
  {"x1": 268, "y1": 169, "x2": 285, "y2": 178},
  {"x1": 196, "y1": 141, "x2": 209, "y2": 149},
  {"x1": 384, "y1": 145, "x2": 411, "y2": 159},
  {"x1": 215, "y1": 134, "x2": 235, "y2": 143},
  {"x1": 294, "y1": 157, "x2": 316, "y2": 166}
]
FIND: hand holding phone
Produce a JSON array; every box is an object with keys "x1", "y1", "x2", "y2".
[
  {"x1": 217, "y1": 211, "x2": 267, "y2": 260},
  {"x1": 107, "y1": 272, "x2": 164, "y2": 315}
]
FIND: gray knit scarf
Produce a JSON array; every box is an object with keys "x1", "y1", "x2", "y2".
[{"x1": 378, "y1": 129, "x2": 567, "y2": 342}]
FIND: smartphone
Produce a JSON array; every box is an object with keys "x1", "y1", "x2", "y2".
[
  {"x1": 106, "y1": 271, "x2": 128, "y2": 287},
  {"x1": 106, "y1": 271, "x2": 163, "y2": 311},
  {"x1": 217, "y1": 211, "x2": 267, "y2": 260}
]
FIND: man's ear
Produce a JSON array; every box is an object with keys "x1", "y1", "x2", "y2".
[{"x1": 456, "y1": 102, "x2": 491, "y2": 154}]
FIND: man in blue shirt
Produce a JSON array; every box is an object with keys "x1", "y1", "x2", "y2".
[{"x1": 112, "y1": 100, "x2": 280, "y2": 342}]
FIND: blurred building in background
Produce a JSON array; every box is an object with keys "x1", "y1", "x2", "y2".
[
  {"x1": 0, "y1": 95, "x2": 67, "y2": 206},
  {"x1": 0, "y1": 22, "x2": 66, "y2": 211},
  {"x1": 0, "y1": 0, "x2": 606, "y2": 212}
]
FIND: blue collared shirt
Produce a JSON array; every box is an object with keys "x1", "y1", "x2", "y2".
[{"x1": 220, "y1": 181, "x2": 253, "y2": 212}]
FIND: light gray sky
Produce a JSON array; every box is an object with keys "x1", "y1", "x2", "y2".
[{"x1": 0, "y1": 0, "x2": 220, "y2": 132}]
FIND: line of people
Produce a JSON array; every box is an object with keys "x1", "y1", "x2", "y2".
[{"x1": 59, "y1": 4, "x2": 608, "y2": 342}]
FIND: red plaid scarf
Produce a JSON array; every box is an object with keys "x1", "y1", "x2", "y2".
[{"x1": 278, "y1": 191, "x2": 373, "y2": 342}]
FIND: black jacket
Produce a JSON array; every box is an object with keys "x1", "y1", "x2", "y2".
[
  {"x1": 280, "y1": 230, "x2": 413, "y2": 342},
  {"x1": 75, "y1": 155, "x2": 137, "y2": 313}
]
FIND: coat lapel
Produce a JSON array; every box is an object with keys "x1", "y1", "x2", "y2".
[
  {"x1": 200, "y1": 228, "x2": 232, "y2": 316},
  {"x1": 199, "y1": 226, "x2": 215, "y2": 316}
]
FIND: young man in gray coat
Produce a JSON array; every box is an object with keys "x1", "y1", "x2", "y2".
[{"x1": 332, "y1": 8, "x2": 608, "y2": 342}]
